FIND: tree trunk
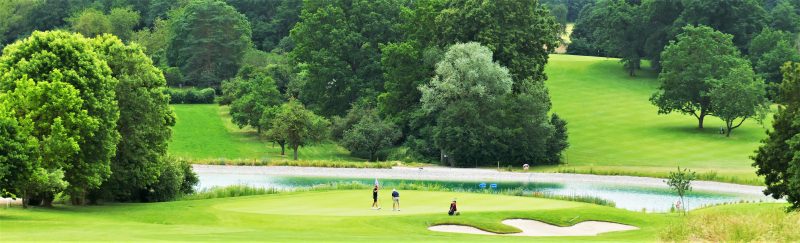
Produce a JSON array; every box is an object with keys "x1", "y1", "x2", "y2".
[
  {"x1": 42, "y1": 194, "x2": 54, "y2": 207},
  {"x1": 293, "y1": 145, "x2": 298, "y2": 160},
  {"x1": 697, "y1": 114, "x2": 706, "y2": 129},
  {"x1": 726, "y1": 122, "x2": 732, "y2": 137},
  {"x1": 279, "y1": 141, "x2": 285, "y2": 155}
]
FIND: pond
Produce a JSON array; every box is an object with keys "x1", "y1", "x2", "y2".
[{"x1": 196, "y1": 172, "x2": 778, "y2": 212}]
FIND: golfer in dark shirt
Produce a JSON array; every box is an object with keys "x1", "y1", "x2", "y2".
[
  {"x1": 392, "y1": 189, "x2": 400, "y2": 211},
  {"x1": 371, "y1": 185, "x2": 380, "y2": 210}
]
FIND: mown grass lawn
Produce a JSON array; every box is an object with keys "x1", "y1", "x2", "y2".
[
  {"x1": 543, "y1": 54, "x2": 768, "y2": 183},
  {"x1": 0, "y1": 190, "x2": 673, "y2": 242},
  {"x1": 168, "y1": 104, "x2": 361, "y2": 162}
]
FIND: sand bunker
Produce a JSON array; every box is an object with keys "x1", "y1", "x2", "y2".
[{"x1": 428, "y1": 219, "x2": 638, "y2": 236}]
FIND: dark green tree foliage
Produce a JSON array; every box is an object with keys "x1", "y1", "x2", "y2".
[
  {"x1": 145, "y1": 157, "x2": 198, "y2": 202},
  {"x1": 1, "y1": 0, "x2": 93, "y2": 46},
  {"x1": 420, "y1": 43, "x2": 556, "y2": 167},
  {"x1": 89, "y1": 34, "x2": 177, "y2": 202},
  {"x1": 590, "y1": 0, "x2": 646, "y2": 76},
  {"x1": 640, "y1": 0, "x2": 683, "y2": 70},
  {"x1": 226, "y1": 0, "x2": 302, "y2": 51},
  {"x1": 549, "y1": 4, "x2": 568, "y2": 31},
  {"x1": 146, "y1": 0, "x2": 183, "y2": 27},
  {"x1": 341, "y1": 112, "x2": 401, "y2": 161},
  {"x1": 748, "y1": 29, "x2": 800, "y2": 93},
  {"x1": 167, "y1": 0, "x2": 252, "y2": 88},
  {"x1": 650, "y1": 25, "x2": 748, "y2": 129},
  {"x1": 545, "y1": 113, "x2": 569, "y2": 164},
  {"x1": 266, "y1": 99, "x2": 330, "y2": 160},
  {"x1": 708, "y1": 65, "x2": 769, "y2": 137},
  {"x1": 673, "y1": 0, "x2": 766, "y2": 53},
  {"x1": 567, "y1": 2, "x2": 607, "y2": 56},
  {"x1": 769, "y1": 0, "x2": 800, "y2": 33},
  {"x1": 290, "y1": 0, "x2": 404, "y2": 116},
  {"x1": 435, "y1": 0, "x2": 560, "y2": 89},
  {"x1": 377, "y1": 42, "x2": 441, "y2": 138},
  {"x1": 753, "y1": 62, "x2": 800, "y2": 210},
  {"x1": 229, "y1": 76, "x2": 282, "y2": 133},
  {"x1": 0, "y1": 30, "x2": 120, "y2": 205}
]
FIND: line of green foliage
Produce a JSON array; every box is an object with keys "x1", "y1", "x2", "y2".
[
  {"x1": 164, "y1": 87, "x2": 216, "y2": 104},
  {"x1": 189, "y1": 159, "x2": 395, "y2": 169}
]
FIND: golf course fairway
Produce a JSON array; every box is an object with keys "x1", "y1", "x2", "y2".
[{"x1": 1, "y1": 190, "x2": 672, "y2": 242}]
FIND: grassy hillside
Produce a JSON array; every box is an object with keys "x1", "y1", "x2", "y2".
[
  {"x1": 169, "y1": 104, "x2": 360, "y2": 162},
  {"x1": 0, "y1": 190, "x2": 670, "y2": 242},
  {"x1": 542, "y1": 54, "x2": 767, "y2": 183}
]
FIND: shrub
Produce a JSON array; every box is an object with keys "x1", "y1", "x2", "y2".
[
  {"x1": 165, "y1": 87, "x2": 216, "y2": 104},
  {"x1": 145, "y1": 158, "x2": 198, "y2": 202}
]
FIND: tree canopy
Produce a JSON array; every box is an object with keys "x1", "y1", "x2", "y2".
[
  {"x1": 167, "y1": 0, "x2": 252, "y2": 88},
  {"x1": 650, "y1": 25, "x2": 749, "y2": 129},
  {"x1": 752, "y1": 62, "x2": 800, "y2": 210},
  {"x1": 0, "y1": 30, "x2": 120, "y2": 205}
]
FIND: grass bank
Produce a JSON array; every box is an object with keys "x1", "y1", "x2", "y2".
[
  {"x1": 659, "y1": 203, "x2": 799, "y2": 242},
  {"x1": 0, "y1": 190, "x2": 664, "y2": 242}
]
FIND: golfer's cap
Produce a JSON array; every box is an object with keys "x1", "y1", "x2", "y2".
[{"x1": 452, "y1": 198, "x2": 457, "y2": 202}]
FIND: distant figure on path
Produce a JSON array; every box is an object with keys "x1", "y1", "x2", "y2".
[
  {"x1": 392, "y1": 189, "x2": 400, "y2": 211},
  {"x1": 448, "y1": 199, "x2": 459, "y2": 216},
  {"x1": 372, "y1": 185, "x2": 381, "y2": 210},
  {"x1": 523, "y1": 164, "x2": 530, "y2": 171}
]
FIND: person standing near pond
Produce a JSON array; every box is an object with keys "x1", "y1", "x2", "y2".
[
  {"x1": 371, "y1": 185, "x2": 381, "y2": 210},
  {"x1": 392, "y1": 189, "x2": 400, "y2": 211}
]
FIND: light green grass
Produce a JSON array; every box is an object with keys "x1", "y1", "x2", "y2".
[
  {"x1": 659, "y1": 203, "x2": 799, "y2": 242},
  {"x1": 0, "y1": 190, "x2": 672, "y2": 242},
  {"x1": 543, "y1": 54, "x2": 768, "y2": 184},
  {"x1": 169, "y1": 104, "x2": 362, "y2": 161}
]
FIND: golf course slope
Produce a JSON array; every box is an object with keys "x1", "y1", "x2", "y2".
[{"x1": 543, "y1": 54, "x2": 767, "y2": 183}]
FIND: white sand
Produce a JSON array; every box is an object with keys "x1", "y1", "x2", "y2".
[{"x1": 428, "y1": 219, "x2": 639, "y2": 236}]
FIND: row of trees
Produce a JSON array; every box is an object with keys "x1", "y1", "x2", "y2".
[
  {"x1": 218, "y1": 0, "x2": 570, "y2": 166},
  {"x1": 0, "y1": 31, "x2": 196, "y2": 207},
  {"x1": 571, "y1": 0, "x2": 800, "y2": 84}
]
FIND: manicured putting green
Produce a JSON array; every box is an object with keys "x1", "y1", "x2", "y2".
[
  {"x1": 0, "y1": 190, "x2": 667, "y2": 242},
  {"x1": 217, "y1": 190, "x2": 581, "y2": 216}
]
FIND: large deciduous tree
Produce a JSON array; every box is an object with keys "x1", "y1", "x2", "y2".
[
  {"x1": 753, "y1": 62, "x2": 800, "y2": 210},
  {"x1": 748, "y1": 29, "x2": 800, "y2": 94},
  {"x1": 420, "y1": 42, "x2": 557, "y2": 166},
  {"x1": 341, "y1": 113, "x2": 401, "y2": 162},
  {"x1": 709, "y1": 65, "x2": 769, "y2": 137},
  {"x1": 89, "y1": 34, "x2": 177, "y2": 202},
  {"x1": 650, "y1": 25, "x2": 748, "y2": 129},
  {"x1": 228, "y1": 76, "x2": 282, "y2": 133},
  {"x1": 167, "y1": 0, "x2": 252, "y2": 88},
  {"x1": 435, "y1": 0, "x2": 560, "y2": 90},
  {"x1": 290, "y1": 0, "x2": 404, "y2": 116},
  {"x1": 0, "y1": 108, "x2": 38, "y2": 203},
  {"x1": 266, "y1": 99, "x2": 330, "y2": 160},
  {"x1": 673, "y1": 0, "x2": 766, "y2": 53},
  {"x1": 0, "y1": 30, "x2": 120, "y2": 205}
]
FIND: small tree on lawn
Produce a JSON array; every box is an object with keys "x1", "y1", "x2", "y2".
[
  {"x1": 267, "y1": 99, "x2": 330, "y2": 160},
  {"x1": 709, "y1": 64, "x2": 769, "y2": 137},
  {"x1": 666, "y1": 166, "x2": 696, "y2": 215}
]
